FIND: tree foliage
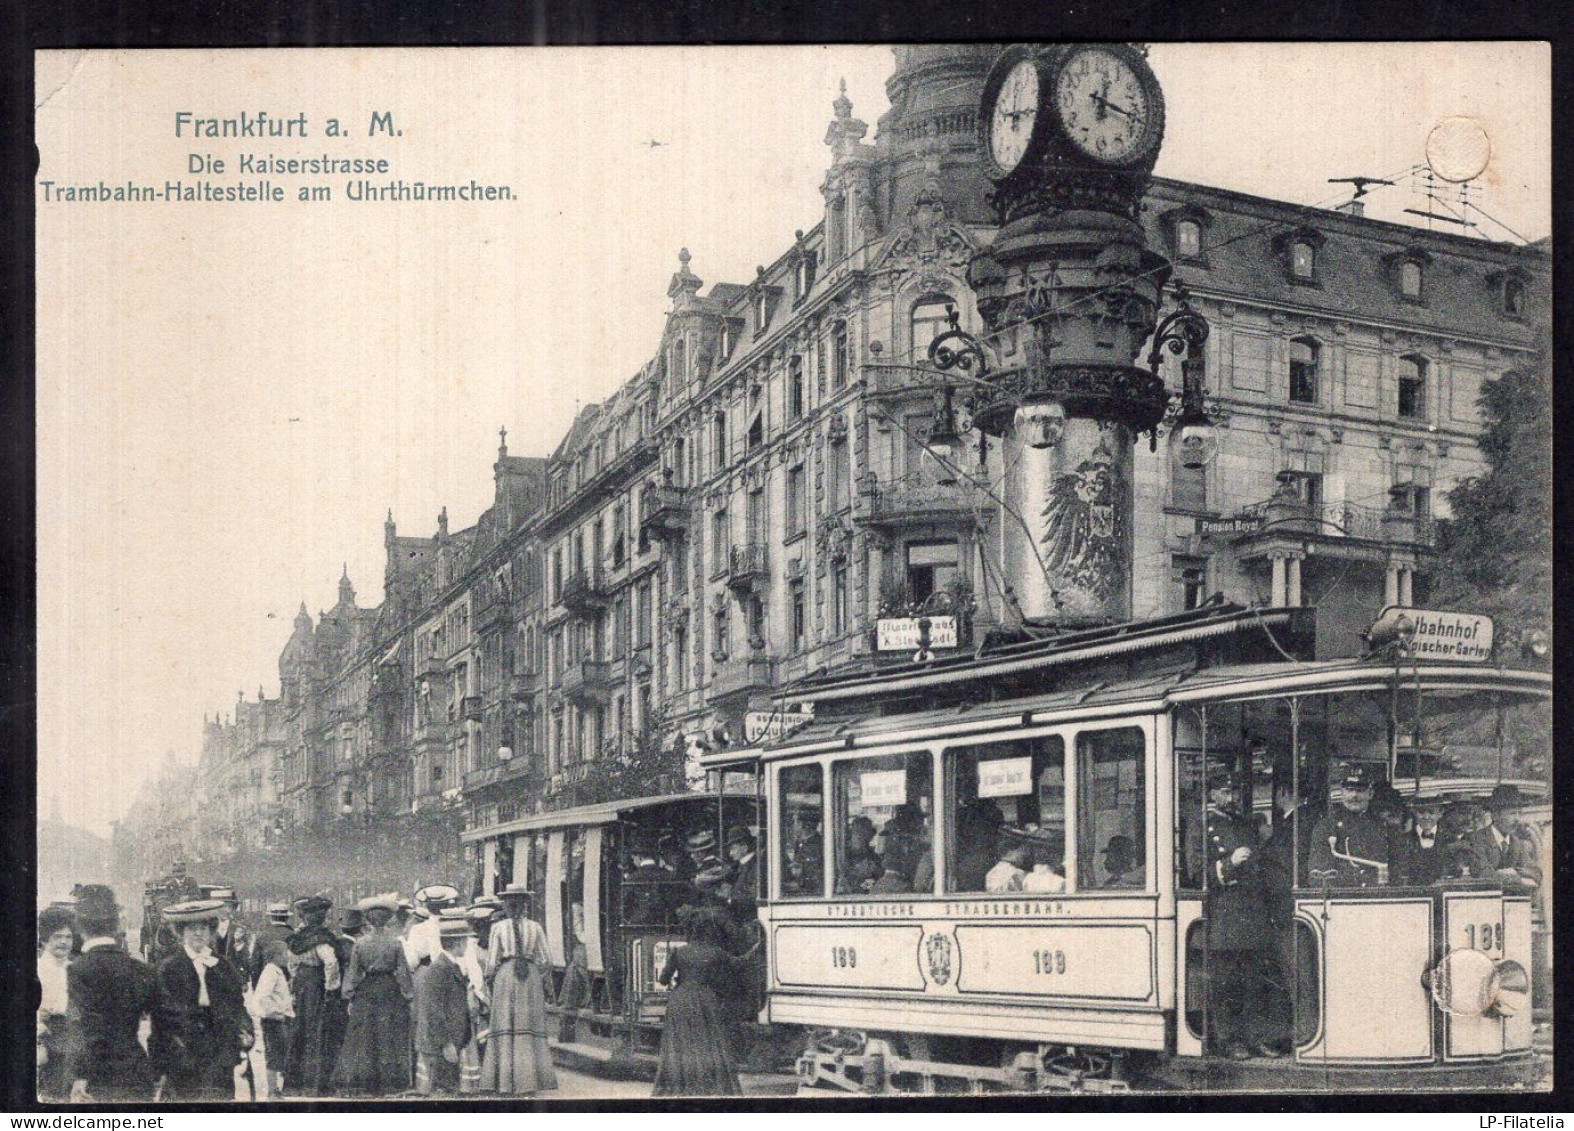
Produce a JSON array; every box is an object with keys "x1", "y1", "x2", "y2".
[{"x1": 1430, "y1": 343, "x2": 1552, "y2": 650}]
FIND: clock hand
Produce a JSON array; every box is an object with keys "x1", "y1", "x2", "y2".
[{"x1": 1089, "y1": 91, "x2": 1135, "y2": 120}]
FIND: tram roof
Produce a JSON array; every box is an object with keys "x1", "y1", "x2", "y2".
[
  {"x1": 461, "y1": 790, "x2": 726, "y2": 842},
  {"x1": 700, "y1": 658, "x2": 1549, "y2": 769}
]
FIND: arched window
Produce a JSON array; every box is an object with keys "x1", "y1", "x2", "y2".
[
  {"x1": 1176, "y1": 219, "x2": 1202, "y2": 259},
  {"x1": 1503, "y1": 275, "x2": 1525, "y2": 317},
  {"x1": 1289, "y1": 337, "x2": 1319, "y2": 404},
  {"x1": 911, "y1": 296, "x2": 955, "y2": 356}
]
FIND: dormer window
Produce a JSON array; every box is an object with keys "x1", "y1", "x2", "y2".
[
  {"x1": 1501, "y1": 271, "x2": 1527, "y2": 318},
  {"x1": 720, "y1": 318, "x2": 739, "y2": 362},
  {"x1": 793, "y1": 247, "x2": 817, "y2": 303},
  {"x1": 1274, "y1": 227, "x2": 1324, "y2": 285},
  {"x1": 1399, "y1": 261, "x2": 1422, "y2": 298},
  {"x1": 1176, "y1": 220, "x2": 1201, "y2": 259},
  {"x1": 671, "y1": 338, "x2": 687, "y2": 383},
  {"x1": 1291, "y1": 241, "x2": 1315, "y2": 279},
  {"x1": 753, "y1": 289, "x2": 769, "y2": 337}
]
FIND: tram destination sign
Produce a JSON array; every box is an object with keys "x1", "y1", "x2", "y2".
[
  {"x1": 876, "y1": 615, "x2": 959, "y2": 651},
  {"x1": 743, "y1": 708, "x2": 814, "y2": 744},
  {"x1": 1402, "y1": 608, "x2": 1495, "y2": 661}
]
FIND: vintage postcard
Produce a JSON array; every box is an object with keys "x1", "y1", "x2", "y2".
[{"x1": 33, "y1": 43, "x2": 1551, "y2": 1103}]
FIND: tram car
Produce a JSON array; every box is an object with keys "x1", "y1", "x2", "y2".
[
  {"x1": 463, "y1": 789, "x2": 780, "y2": 1073},
  {"x1": 701, "y1": 602, "x2": 1550, "y2": 1094}
]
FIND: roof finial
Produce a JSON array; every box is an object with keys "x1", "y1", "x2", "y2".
[
  {"x1": 498, "y1": 424, "x2": 508, "y2": 457},
  {"x1": 834, "y1": 77, "x2": 852, "y2": 120}
]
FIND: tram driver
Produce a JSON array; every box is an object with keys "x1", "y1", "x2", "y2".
[{"x1": 1307, "y1": 768, "x2": 1390, "y2": 888}]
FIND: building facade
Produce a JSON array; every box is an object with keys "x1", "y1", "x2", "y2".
[{"x1": 114, "y1": 45, "x2": 1547, "y2": 900}]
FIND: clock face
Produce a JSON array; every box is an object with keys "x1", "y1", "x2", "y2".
[
  {"x1": 988, "y1": 59, "x2": 1040, "y2": 175},
  {"x1": 1054, "y1": 47, "x2": 1154, "y2": 164}
]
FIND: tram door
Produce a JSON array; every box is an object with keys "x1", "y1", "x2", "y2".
[{"x1": 1174, "y1": 699, "x2": 1322, "y2": 1058}]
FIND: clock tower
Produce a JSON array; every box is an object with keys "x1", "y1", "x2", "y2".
[{"x1": 968, "y1": 44, "x2": 1174, "y2": 626}]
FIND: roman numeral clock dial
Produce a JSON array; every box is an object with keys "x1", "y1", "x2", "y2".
[{"x1": 987, "y1": 59, "x2": 1039, "y2": 175}]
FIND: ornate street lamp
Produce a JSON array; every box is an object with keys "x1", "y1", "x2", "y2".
[{"x1": 1147, "y1": 282, "x2": 1218, "y2": 472}]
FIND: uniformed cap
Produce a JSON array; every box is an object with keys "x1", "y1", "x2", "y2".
[
  {"x1": 266, "y1": 901, "x2": 292, "y2": 922},
  {"x1": 685, "y1": 829, "x2": 717, "y2": 853},
  {"x1": 163, "y1": 898, "x2": 227, "y2": 925},
  {"x1": 415, "y1": 884, "x2": 460, "y2": 909},
  {"x1": 1340, "y1": 768, "x2": 1377, "y2": 791}
]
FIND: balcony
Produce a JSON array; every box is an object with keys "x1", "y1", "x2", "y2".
[
  {"x1": 462, "y1": 755, "x2": 536, "y2": 795},
  {"x1": 710, "y1": 652, "x2": 776, "y2": 700},
  {"x1": 414, "y1": 717, "x2": 451, "y2": 749},
  {"x1": 508, "y1": 670, "x2": 539, "y2": 701},
  {"x1": 561, "y1": 658, "x2": 612, "y2": 706},
  {"x1": 855, "y1": 472, "x2": 986, "y2": 529},
  {"x1": 560, "y1": 564, "x2": 611, "y2": 617},
  {"x1": 1236, "y1": 496, "x2": 1436, "y2": 552},
  {"x1": 639, "y1": 483, "x2": 692, "y2": 542},
  {"x1": 461, "y1": 695, "x2": 484, "y2": 722},
  {"x1": 418, "y1": 652, "x2": 447, "y2": 679},
  {"x1": 726, "y1": 544, "x2": 769, "y2": 595}
]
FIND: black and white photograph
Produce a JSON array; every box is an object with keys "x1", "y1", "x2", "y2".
[{"x1": 31, "y1": 41, "x2": 1552, "y2": 1103}]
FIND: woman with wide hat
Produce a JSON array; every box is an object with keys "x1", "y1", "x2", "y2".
[
  {"x1": 458, "y1": 897, "x2": 502, "y2": 1094},
  {"x1": 149, "y1": 899, "x2": 255, "y2": 1101},
  {"x1": 332, "y1": 894, "x2": 414, "y2": 1097},
  {"x1": 283, "y1": 895, "x2": 341, "y2": 1096},
  {"x1": 479, "y1": 883, "x2": 557, "y2": 1096}
]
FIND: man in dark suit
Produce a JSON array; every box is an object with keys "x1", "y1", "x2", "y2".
[
  {"x1": 204, "y1": 886, "x2": 252, "y2": 969},
  {"x1": 1184, "y1": 770, "x2": 1279, "y2": 1060},
  {"x1": 150, "y1": 900, "x2": 255, "y2": 1101},
  {"x1": 1470, "y1": 785, "x2": 1542, "y2": 891},
  {"x1": 67, "y1": 885, "x2": 159, "y2": 1102}
]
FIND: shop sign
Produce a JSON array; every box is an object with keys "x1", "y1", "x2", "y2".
[{"x1": 877, "y1": 615, "x2": 958, "y2": 651}]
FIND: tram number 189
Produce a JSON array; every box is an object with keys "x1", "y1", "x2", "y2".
[
  {"x1": 1032, "y1": 948, "x2": 1067, "y2": 976},
  {"x1": 1464, "y1": 922, "x2": 1501, "y2": 952},
  {"x1": 831, "y1": 946, "x2": 858, "y2": 968}
]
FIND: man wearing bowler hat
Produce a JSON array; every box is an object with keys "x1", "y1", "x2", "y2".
[
  {"x1": 150, "y1": 899, "x2": 255, "y2": 1100},
  {"x1": 67, "y1": 885, "x2": 159, "y2": 1102},
  {"x1": 1470, "y1": 784, "x2": 1542, "y2": 890},
  {"x1": 247, "y1": 902, "x2": 294, "y2": 988}
]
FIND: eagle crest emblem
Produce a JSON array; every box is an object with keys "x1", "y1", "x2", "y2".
[{"x1": 925, "y1": 932, "x2": 954, "y2": 986}]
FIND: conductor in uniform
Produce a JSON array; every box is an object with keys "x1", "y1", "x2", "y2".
[
  {"x1": 1185, "y1": 768, "x2": 1279, "y2": 1060},
  {"x1": 150, "y1": 899, "x2": 256, "y2": 1101},
  {"x1": 1308, "y1": 769, "x2": 1390, "y2": 887}
]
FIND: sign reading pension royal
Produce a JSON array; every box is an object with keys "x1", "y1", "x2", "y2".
[
  {"x1": 876, "y1": 615, "x2": 959, "y2": 652},
  {"x1": 1402, "y1": 608, "x2": 1495, "y2": 661}
]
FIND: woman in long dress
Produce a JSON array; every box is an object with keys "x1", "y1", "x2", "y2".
[
  {"x1": 283, "y1": 896, "x2": 340, "y2": 1096},
  {"x1": 480, "y1": 884, "x2": 557, "y2": 1096},
  {"x1": 332, "y1": 897, "x2": 414, "y2": 1097},
  {"x1": 458, "y1": 898, "x2": 501, "y2": 1094},
  {"x1": 652, "y1": 907, "x2": 748, "y2": 1097}
]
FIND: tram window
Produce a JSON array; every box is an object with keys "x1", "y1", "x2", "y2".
[
  {"x1": 1075, "y1": 728, "x2": 1147, "y2": 891},
  {"x1": 779, "y1": 763, "x2": 825, "y2": 898},
  {"x1": 832, "y1": 751, "x2": 934, "y2": 896},
  {"x1": 945, "y1": 736, "x2": 1065, "y2": 895}
]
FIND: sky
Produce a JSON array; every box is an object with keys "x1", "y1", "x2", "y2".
[{"x1": 35, "y1": 44, "x2": 1550, "y2": 835}]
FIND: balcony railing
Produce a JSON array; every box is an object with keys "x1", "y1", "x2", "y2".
[
  {"x1": 560, "y1": 564, "x2": 611, "y2": 616},
  {"x1": 726, "y1": 544, "x2": 769, "y2": 594},
  {"x1": 639, "y1": 483, "x2": 692, "y2": 542},
  {"x1": 561, "y1": 659, "x2": 612, "y2": 705},
  {"x1": 1238, "y1": 497, "x2": 1436, "y2": 548},
  {"x1": 462, "y1": 756, "x2": 535, "y2": 794},
  {"x1": 856, "y1": 472, "x2": 986, "y2": 528}
]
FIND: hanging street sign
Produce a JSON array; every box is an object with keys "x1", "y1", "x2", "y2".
[{"x1": 1197, "y1": 514, "x2": 1263, "y2": 536}]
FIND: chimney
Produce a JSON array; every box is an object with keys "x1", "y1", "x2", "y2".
[{"x1": 1336, "y1": 199, "x2": 1365, "y2": 218}]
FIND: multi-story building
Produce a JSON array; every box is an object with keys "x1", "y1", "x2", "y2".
[{"x1": 116, "y1": 45, "x2": 1547, "y2": 898}]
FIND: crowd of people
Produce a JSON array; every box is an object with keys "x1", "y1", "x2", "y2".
[
  {"x1": 1188, "y1": 765, "x2": 1544, "y2": 1061},
  {"x1": 35, "y1": 879, "x2": 559, "y2": 1102}
]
